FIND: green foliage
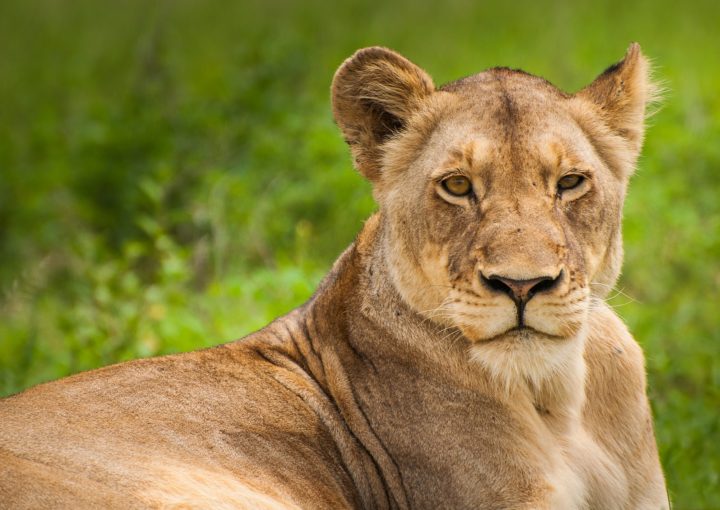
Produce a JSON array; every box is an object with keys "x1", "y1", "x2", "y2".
[{"x1": 0, "y1": 0, "x2": 718, "y2": 506}]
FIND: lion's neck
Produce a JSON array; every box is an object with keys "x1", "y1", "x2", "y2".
[{"x1": 325, "y1": 214, "x2": 588, "y2": 435}]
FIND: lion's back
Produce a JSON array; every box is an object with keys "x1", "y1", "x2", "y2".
[{"x1": 0, "y1": 331, "x2": 360, "y2": 509}]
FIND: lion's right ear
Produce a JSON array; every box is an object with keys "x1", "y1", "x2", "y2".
[{"x1": 332, "y1": 47, "x2": 435, "y2": 181}]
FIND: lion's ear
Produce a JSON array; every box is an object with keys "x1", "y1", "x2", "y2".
[
  {"x1": 332, "y1": 47, "x2": 434, "y2": 181},
  {"x1": 578, "y1": 43, "x2": 660, "y2": 159}
]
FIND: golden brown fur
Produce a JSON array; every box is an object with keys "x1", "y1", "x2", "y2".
[{"x1": 0, "y1": 45, "x2": 667, "y2": 509}]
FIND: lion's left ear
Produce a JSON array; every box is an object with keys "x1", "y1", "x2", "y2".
[{"x1": 577, "y1": 43, "x2": 659, "y2": 161}]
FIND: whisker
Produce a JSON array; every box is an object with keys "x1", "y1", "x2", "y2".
[
  {"x1": 590, "y1": 282, "x2": 639, "y2": 304},
  {"x1": 540, "y1": 296, "x2": 587, "y2": 307},
  {"x1": 598, "y1": 298, "x2": 637, "y2": 310},
  {"x1": 535, "y1": 309, "x2": 585, "y2": 319},
  {"x1": 439, "y1": 328, "x2": 465, "y2": 347}
]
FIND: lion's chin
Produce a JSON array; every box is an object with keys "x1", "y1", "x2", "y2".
[{"x1": 467, "y1": 325, "x2": 587, "y2": 391}]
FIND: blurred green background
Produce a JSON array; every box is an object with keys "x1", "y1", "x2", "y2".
[{"x1": 0, "y1": 0, "x2": 718, "y2": 507}]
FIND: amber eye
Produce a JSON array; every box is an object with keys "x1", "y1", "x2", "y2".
[
  {"x1": 557, "y1": 174, "x2": 585, "y2": 192},
  {"x1": 441, "y1": 175, "x2": 472, "y2": 197}
]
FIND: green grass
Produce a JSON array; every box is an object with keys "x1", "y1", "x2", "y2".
[{"x1": 1, "y1": 0, "x2": 718, "y2": 507}]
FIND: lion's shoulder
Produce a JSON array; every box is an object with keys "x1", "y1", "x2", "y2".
[
  {"x1": 582, "y1": 302, "x2": 667, "y2": 509},
  {"x1": 583, "y1": 301, "x2": 654, "y2": 457},
  {"x1": 585, "y1": 302, "x2": 646, "y2": 388}
]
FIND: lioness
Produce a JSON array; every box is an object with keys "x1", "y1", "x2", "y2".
[{"x1": 0, "y1": 44, "x2": 668, "y2": 509}]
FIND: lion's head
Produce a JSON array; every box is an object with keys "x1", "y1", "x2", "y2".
[{"x1": 332, "y1": 45, "x2": 657, "y2": 386}]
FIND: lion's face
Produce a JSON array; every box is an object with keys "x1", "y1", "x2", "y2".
[
  {"x1": 332, "y1": 46, "x2": 655, "y2": 374},
  {"x1": 380, "y1": 75, "x2": 624, "y2": 346}
]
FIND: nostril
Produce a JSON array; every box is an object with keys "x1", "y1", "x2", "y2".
[
  {"x1": 527, "y1": 272, "x2": 561, "y2": 299},
  {"x1": 482, "y1": 274, "x2": 514, "y2": 297},
  {"x1": 481, "y1": 271, "x2": 562, "y2": 304}
]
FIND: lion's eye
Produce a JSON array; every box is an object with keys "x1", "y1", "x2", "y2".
[
  {"x1": 442, "y1": 175, "x2": 472, "y2": 197},
  {"x1": 557, "y1": 174, "x2": 585, "y2": 192}
]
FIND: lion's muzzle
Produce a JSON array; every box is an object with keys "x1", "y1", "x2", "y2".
[{"x1": 480, "y1": 270, "x2": 563, "y2": 326}]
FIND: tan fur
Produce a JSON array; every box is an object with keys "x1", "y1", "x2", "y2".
[{"x1": 0, "y1": 45, "x2": 668, "y2": 509}]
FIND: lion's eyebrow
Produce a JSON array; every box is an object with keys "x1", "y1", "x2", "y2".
[
  {"x1": 462, "y1": 142, "x2": 476, "y2": 166},
  {"x1": 447, "y1": 147, "x2": 465, "y2": 162},
  {"x1": 447, "y1": 139, "x2": 488, "y2": 167},
  {"x1": 434, "y1": 149, "x2": 466, "y2": 174},
  {"x1": 547, "y1": 141, "x2": 568, "y2": 168},
  {"x1": 547, "y1": 141, "x2": 591, "y2": 170},
  {"x1": 430, "y1": 166, "x2": 465, "y2": 180}
]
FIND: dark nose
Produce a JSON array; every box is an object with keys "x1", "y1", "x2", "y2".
[{"x1": 481, "y1": 271, "x2": 562, "y2": 305}]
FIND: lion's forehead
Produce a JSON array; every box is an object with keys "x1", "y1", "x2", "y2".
[
  {"x1": 400, "y1": 79, "x2": 595, "y2": 177},
  {"x1": 383, "y1": 80, "x2": 605, "y2": 194},
  {"x1": 416, "y1": 112, "x2": 599, "y2": 184}
]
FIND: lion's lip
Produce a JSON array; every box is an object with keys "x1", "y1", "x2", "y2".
[{"x1": 481, "y1": 326, "x2": 565, "y2": 343}]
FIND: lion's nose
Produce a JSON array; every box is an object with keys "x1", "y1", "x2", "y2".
[{"x1": 481, "y1": 271, "x2": 562, "y2": 306}]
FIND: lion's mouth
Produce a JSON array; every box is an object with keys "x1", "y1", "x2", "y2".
[{"x1": 482, "y1": 326, "x2": 566, "y2": 343}]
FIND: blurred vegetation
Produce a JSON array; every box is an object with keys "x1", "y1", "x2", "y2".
[{"x1": 0, "y1": 0, "x2": 718, "y2": 507}]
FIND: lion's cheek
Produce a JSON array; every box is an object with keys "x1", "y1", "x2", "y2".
[
  {"x1": 524, "y1": 302, "x2": 589, "y2": 338},
  {"x1": 583, "y1": 246, "x2": 606, "y2": 282},
  {"x1": 454, "y1": 309, "x2": 517, "y2": 342},
  {"x1": 385, "y1": 238, "x2": 451, "y2": 320}
]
